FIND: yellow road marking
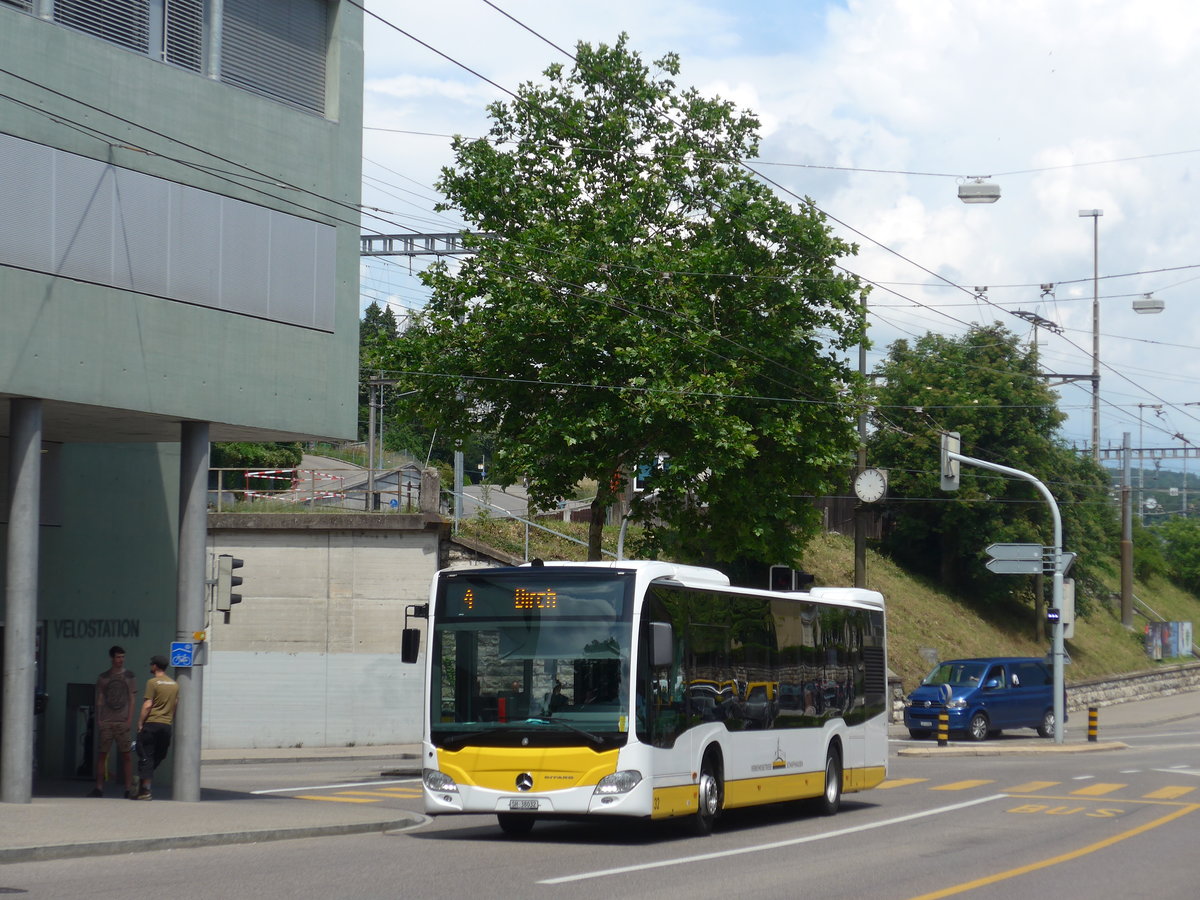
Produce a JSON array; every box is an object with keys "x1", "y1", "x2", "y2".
[
  {"x1": 931, "y1": 780, "x2": 995, "y2": 791},
  {"x1": 905, "y1": 802, "x2": 1200, "y2": 900},
  {"x1": 293, "y1": 795, "x2": 380, "y2": 804},
  {"x1": 878, "y1": 778, "x2": 930, "y2": 789},
  {"x1": 1070, "y1": 783, "x2": 1124, "y2": 796},
  {"x1": 1004, "y1": 781, "x2": 1060, "y2": 793},
  {"x1": 1143, "y1": 786, "x2": 1197, "y2": 800}
]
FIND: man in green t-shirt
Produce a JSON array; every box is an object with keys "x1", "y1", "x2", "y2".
[{"x1": 132, "y1": 655, "x2": 179, "y2": 801}]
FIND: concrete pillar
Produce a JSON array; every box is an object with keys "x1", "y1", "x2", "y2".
[
  {"x1": 2, "y1": 398, "x2": 42, "y2": 804},
  {"x1": 171, "y1": 422, "x2": 209, "y2": 801}
]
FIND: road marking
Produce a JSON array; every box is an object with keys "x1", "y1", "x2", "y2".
[
  {"x1": 877, "y1": 778, "x2": 929, "y2": 789},
  {"x1": 538, "y1": 794, "x2": 1007, "y2": 885},
  {"x1": 251, "y1": 778, "x2": 418, "y2": 795},
  {"x1": 1004, "y1": 781, "x2": 1060, "y2": 793},
  {"x1": 292, "y1": 795, "x2": 380, "y2": 804},
  {"x1": 931, "y1": 779, "x2": 995, "y2": 791},
  {"x1": 1143, "y1": 786, "x2": 1197, "y2": 800},
  {"x1": 1070, "y1": 782, "x2": 1124, "y2": 796},
  {"x1": 1153, "y1": 767, "x2": 1200, "y2": 777},
  {"x1": 904, "y1": 802, "x2": 1200, "y2": 900}
]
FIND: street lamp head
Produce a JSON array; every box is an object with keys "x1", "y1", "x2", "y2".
[
  {"x1": 1078, "y1": 209, "x2": 1104, "y2": 218},
  {"x1": 1132, "y1": 293, "x2": 1164, "y2": 314},
  {"x1": 958, "y1": 178, "x2": 1001, "y2": 203}
]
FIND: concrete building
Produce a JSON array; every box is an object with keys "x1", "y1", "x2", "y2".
[{"x1": 1, "y1": 1, "x2": 363, "y2": 801}]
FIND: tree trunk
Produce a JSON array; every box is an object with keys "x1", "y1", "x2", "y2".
[{"x1": 588, "y1": 495, "x2": 606, "y2": 560}]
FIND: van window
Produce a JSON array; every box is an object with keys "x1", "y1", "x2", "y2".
[
  {"x1": 921, "y1": 662, "x2": 986, "y2": 686},
  {"x1": 1013, "y1": 662, "x2": 1048, "y2": 686}
]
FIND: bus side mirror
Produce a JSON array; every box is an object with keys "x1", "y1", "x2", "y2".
[
  {"x1": 401, "y1": 628, "x2": 421, "y2": 664},
  {"x1": 650, "y1": 622, "x2": 673, "y2": 667},
  {"x1": 401, "y1": 602, "x2": 429, "y2": 664}
]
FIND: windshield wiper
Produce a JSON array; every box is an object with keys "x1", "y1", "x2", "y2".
[{"x1": 525, "y1": 717, "x2": 606, "y2": 746}]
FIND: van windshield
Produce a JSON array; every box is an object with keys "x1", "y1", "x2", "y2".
[{"x1": 921, "y1": 662, "x2": 987, "y2": 687}]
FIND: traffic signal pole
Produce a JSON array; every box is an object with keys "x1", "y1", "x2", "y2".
[{"x1": 942, "y1": 444, "x2": 1067, "y2": 744}]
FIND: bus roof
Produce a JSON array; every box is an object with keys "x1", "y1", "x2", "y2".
[{"x1": 437, "y1": 560, "x2": 884, "y2": 610}]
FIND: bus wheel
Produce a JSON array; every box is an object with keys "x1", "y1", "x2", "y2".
[
  {"x1": 691, "y1": 754, "x2": 723, "y2": 835},
  {"x1": 497, "y1": 813, "x2": 536, "y2": 835},
  {"x1": 813, "y1": 746, "x2": 842, "y2": 816}
]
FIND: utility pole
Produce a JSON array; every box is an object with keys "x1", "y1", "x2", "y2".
[
  {"x1": 1120, "y1": 432, "x2": 1133, "y2": 628},
  {"x1": 854, "y1": 300, "x2": 868, "y2": 588},
  {"x1": 1079, "y1": 209, "x2": 1103, "y2": 462}
]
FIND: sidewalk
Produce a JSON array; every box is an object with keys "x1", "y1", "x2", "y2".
[
  {"x1": 3, "y1": 691, "x2": 1198, "y2": 865},
  {"x1": 0, "y1": 744, "x2": 424, "y2": 865}
]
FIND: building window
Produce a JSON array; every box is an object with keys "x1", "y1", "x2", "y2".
[
  {"x1": 221, "y1": 0, "x2": 329, "y2": 114},
  {"x1": 54, "y1": 0, "x2": 152, "y2": 54},
  {"x1": 5, "y1": 0, "x2": 330, "y2": 115}
]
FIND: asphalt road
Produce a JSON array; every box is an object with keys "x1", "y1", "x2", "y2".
[{"x1": 5, "y1": 719, "x2": 1199, "y2": 899}]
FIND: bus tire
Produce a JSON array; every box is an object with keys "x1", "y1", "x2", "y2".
[
  {"x1": 813, "y1": 746, "x2": 842, "y2": 816},
  {"x1": 497, "y1": 813, "x2": 536, "y2": 835},
  {"x1": 690, "y1": 751, "x2": 723, "y2": 835}
]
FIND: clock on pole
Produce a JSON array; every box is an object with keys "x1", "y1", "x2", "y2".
[{"x1": 853, "y1": 468, "x2": 887, "y2": 503}]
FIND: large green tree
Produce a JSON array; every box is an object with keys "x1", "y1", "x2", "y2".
[
  {"x1": 383, "y1": 35, "x2": 866, "y2": 567},
  {"x1": 868, "y1": 324, "x2": 1116, "y2": 613}
]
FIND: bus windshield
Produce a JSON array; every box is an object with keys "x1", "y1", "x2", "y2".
[{"x1": 430, "y1": 569, "x2": 635, "y2": 750}]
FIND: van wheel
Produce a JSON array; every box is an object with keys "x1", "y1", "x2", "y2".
[
  {"x1": 497, "y1": 813, "x2": 535, "y2": 835},
  {"x1": 690, "y1": 753, "x2": 723, "y2": 835},
  {"x1": 812, "y1": 746, "x2": 843, "y2": 816},
  {"x1": 1037, "y1": 709, "x2": 1055, "y2": 738},
  {"x1": 967, "y1": 712, "x2": 990, "y2": 742}
]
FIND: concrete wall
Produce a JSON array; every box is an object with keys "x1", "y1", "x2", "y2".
[{"x1": 203, "y1": 514, "x2": 448, "y2": 748}]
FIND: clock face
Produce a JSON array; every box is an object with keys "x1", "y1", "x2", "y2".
[{"x1": 854, "y1": 468, "x2": 887, "y2": 503}]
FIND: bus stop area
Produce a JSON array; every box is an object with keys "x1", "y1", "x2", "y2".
[{"x1": 3, "y1": 691, "x2": 1197, "y2": 865}]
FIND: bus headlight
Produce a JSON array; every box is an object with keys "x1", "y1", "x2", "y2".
[
  {"x1": 594, "y1": 770, "x2": 642, "y2": 795},
  {"x1": 423, "y1": 768, "x2": 459, "y2": 793}
]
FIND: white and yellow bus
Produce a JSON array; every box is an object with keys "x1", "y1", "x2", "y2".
[{"x1": 405, "y1": 560, "x2": 887, "y2": 835}]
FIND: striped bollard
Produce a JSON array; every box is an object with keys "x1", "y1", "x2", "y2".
[
  {"x1": 1088, "y1": 707, "x2": 1099, "y2": 742},
  {"x1": 937, "y1": 712, "x2": 949, "y2": 747}
]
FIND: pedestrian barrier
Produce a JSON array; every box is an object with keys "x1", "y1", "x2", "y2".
[{"x1": 937, "y1": 712, "x2": 949, "y2": 746}]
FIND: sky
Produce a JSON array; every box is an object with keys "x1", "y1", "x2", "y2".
[{"x1": 359, "y1": 0, "x2": 1200, "y2": 468}]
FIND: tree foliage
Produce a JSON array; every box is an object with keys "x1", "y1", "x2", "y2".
[
  {"x1": 867, "y1": 324, "x2": 1116, "y2": 613},
  {"x1": 1156, "y1": 516, "x2": 1200, "y2": 592},
  {"x1": 383, "y1": 35, "x2": 867, "y2": 566}
]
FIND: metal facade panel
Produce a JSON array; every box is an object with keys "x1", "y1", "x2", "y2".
[
  {"x1": 219, "y1": 199, "x2": 272, "y2": 317},
  {"x1": 0, "y1": 134, "x2": 53, "y2": 272},
  {"x1": 52, "y1": 150, "x2": 116, "y2": 286},
  {"x1": 0, "y1": 132, "x2": 336, "y2": 331},
  {"x1": 221, "y1": 0, "x2": 329, "y2": 114},
  {"x1": 112, "y1": 165, "x2": 172, "y2": 293}
]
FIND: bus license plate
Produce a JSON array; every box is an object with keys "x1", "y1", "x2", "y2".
[{"x1": 509, "y1": 798, "x2": 539, "y2": 810}]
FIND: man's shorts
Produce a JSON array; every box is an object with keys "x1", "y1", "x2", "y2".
[{"x1": 97, "y1": 721, "x2": 132, "y2": 754}]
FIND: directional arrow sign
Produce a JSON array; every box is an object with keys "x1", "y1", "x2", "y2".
[
  {"x1": 985, "y1": 542, "x2": 1043, "y2": 562},
  {"x1": 986, "y1": 558, "x2": 1043, "y2": 574}
]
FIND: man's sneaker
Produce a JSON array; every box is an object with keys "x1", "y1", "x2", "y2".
[
  {"x1": 134, "y1": 791, "x2": 152, "y2": 801},
  {"x1": 87, "y1": 787, "x2": 103, "y2": 798}
]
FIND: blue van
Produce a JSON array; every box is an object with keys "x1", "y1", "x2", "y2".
[{"x1": 903, "y1": 657, "x2": 1061, "y2": 741}]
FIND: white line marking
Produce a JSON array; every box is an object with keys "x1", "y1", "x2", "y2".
[
  {"x1": 251, "y1": 778, "x2": 419, "y2": 795},
  {"x1": 538, "y1": 794, "x2": 1007, "y2": 885}
]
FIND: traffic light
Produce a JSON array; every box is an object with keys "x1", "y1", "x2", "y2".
[{"x1": 216, "y1": 554, "x2": 244, "y2": 615}]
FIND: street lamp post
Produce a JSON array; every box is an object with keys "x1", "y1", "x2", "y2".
[{"x1": 1079, "y1": 210, "x2": 1103, "y2": 462}]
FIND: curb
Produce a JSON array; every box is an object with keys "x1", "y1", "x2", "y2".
[{"x1": 0, "y1": 814, "x2": 429, "y2": 865}]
